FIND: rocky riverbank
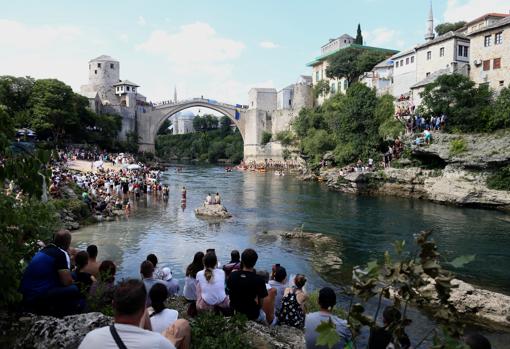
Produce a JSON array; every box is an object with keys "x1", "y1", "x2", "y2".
[{"x1": 304, "y1": 132, "x2": 510, "y2": 211}]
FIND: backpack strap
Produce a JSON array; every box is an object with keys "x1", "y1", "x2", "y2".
[{"x1": 109, "y1": 324, "x2": 128, "y2": 349}]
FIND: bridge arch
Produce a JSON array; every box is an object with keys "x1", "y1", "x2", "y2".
[{"x1": 138, "y1": 98, "x2": 246, "y2": 153}]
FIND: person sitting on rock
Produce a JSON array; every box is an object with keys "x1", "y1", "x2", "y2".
[
  {"x1": 205, "y1": 193, "x2": 212, "y2": 205},
  {"x1": 227, "y1": 248, "x2": 268, "y2": 322},
  {"x1": 269, "y1": 265, "x2": 288, "y2": 317},
  {"x1": 183, "y1": 252, "x2": 204, "y2": 317},
  {"x1": 223, "y1": 250, "x2": 241, "y2": 279},
  {"x1": 148, "y1": 283, "x2": 179, "y2": 333},
  {"x1": 196, "y1": 252, "x2": 230, "y2": 313},
  {"x1": 79, "y1": 279, "x2": 190, "y2": 349},
  {"x1": 147, "y1": 254, "x2": 164, "y2": 280},
  {"x1": 305, "y1": 287, "x2": 351, "y2": 349},
  {"x1": 368, "y1": 306, "x2": 411, "y2": 349},
  {"x1": 277, "y1": 274, "x2": 308, "y2": 329},
  {"x1": 20, "y1": 229, "x2": 84, "y2": 317},
  {"x1": 257, "y1": 270, "x2": 277, "y2": 325},
  {"x1": 89, "y1": 260, "x2": 116, "y2": 312},
  {"x1": 72, "y1": 250, "x2": 95, "y2": 296},
  {"x1": 214, "y1": 192, "x2": 221, "y2": 205},
  {"x1": 82, "y1": 245, "x2": 100, "y2": 278}
]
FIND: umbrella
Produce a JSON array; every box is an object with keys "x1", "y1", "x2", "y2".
[{"x1": 127, "y1": 164, "x2": 141, "y2": 170}]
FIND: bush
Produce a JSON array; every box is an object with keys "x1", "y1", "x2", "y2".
[
  {"x1": 191, "y1": 312, "x2": 251, "y2": 349},
  {"x1": 487, "y1": 87, "x2": 510, "y2": 131},
  {"x1": 275, "y1": 130, "x2": 294, "y2": 146},
  {"x1": 449, "y1": 138, "x2": 467, "y2": 156},
  {"x1": 261, "y1": 131, "x2": 272, "y2": 145},
  {"x1": 487, "y1": 165, "x2": 510, "y2": 191}
]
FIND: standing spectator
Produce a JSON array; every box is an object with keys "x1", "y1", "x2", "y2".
[{"x1": 227, "y1": 249, "x2": 268, "y2": 322}]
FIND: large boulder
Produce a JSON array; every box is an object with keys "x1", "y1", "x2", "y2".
[
  {"x1": 195, "y1": 204, "x2": 232, "y2": 218},
  {"x1": 14, "y1": 312, "x2": 112, "y2": 349},
  {"x1": 246, "y1": 321, "x2": 305, "y2": 348}
]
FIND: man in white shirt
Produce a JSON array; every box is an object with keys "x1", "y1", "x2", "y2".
[{"x1": 79, "y1": 279, "x2": 189, "y2": 349}]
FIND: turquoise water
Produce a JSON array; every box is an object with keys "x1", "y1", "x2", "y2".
[{"x1": 72, "y1": 165, "x2": 510, "y2": 347}]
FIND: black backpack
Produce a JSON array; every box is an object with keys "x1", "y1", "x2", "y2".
[{"x1": 277, "y1": 289, "x2": 305, "y2": 329}]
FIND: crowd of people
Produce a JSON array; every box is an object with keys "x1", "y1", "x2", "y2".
[
  {"x1": 237, "y1": 159, "x2": 301, "y2": 172},
  {"x1": 18, "y1": 229, "x2": 493, "y2": 349}
]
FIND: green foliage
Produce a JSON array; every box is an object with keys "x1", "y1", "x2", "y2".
[
  {"x1": 157, "y1": 119, "x2": 172, "y2": 135},
  {"x1": 51, "y1": 198, "x2": 91, "y2": 222},
  {"x1": 191, "y1": 312, "x2": 252, "y2": 349},
  {"x1": 302, "y1": 128, "x2": 336, "y2": 164},
  {"x1": 261, "y1": 131, "x2": 272, "y2": 145},
  {"x1": 355, "y1": 23, "x2": 363, "y2": 45},
  {"x1": 449, "y1": 138, "x2": 467, "y2": 156},
  {"x1": 376, "y1": 95, "x2": 403, "y2": 139},
  {"x1": 488, "y1": 86, "x2": 510, "y2": 130},
  {"x1": 435, "y1": 21, "x2": 466, "y2": 36},
  {"x1": 486, "y1": 165, "x2": 510, "y2": 191},
  {"x1": 447, "y1": 255, "x2": 476, "y2": 269},
  {"x1": 275, "y1": 130, "x2": 294, "y2": 146},
  {"x1": 313, "y1": 80, "x2": 331, "y2": 98},
  {"x1": 418, "y1": 74, "x2": 493, "y2": 133},
  {"x1": 193, "y1": 115, "x2": 219, "y2": 131},
  {"x1": 156, "y1": 127, "x2": 243, "y2": 164},
  {"x1": 315, "y1": 319, "x2": 342, "y2": 349},
  {"x1": 327, "y1": 47, "x2": 392, "y2": 84}
]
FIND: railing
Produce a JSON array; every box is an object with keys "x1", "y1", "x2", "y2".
[{"x1": 151, "y1": 97, "x2": 247, "y2": 110}]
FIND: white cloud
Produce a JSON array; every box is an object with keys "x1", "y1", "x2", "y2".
[
  {"x1": 444, "y1": 0, "x2": 510, "y2": 22},
  {"x1": 364, "y1": 27, "x2": 406, "y2": 49},
  {"x1": 137, "y1": 16, "x2": 146, "y2": 26},
  {"x1": 136, "y1": 22, "x2": 251, "y2": 103},
  {"x1": 119, "y1": 33, "x2": 129, "y2": 43},
  {"x1": 259, "y1": 41, "x2": 279, "y2": 49}
]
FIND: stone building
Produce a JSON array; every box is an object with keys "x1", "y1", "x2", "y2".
[
  {"x1": 390, "y1": 48, "x2": 417, "y2": 98},
  {"x1": 360, "y1": 58, "x2": 393, "y2": 96},
  {"x1": 466, "y1": 15, "x2": 510, "y2": 91},
  {"x1": 307, "y1": 32, "x2": 397, "y2": 105},
  {"x1": 170, "y1": 110, "x2": 195, "y2": 135},
  {"x1": 80, "y1": 55, "x2": 149, "y2": 140}
]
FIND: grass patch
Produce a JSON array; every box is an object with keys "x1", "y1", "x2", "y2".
[
  {"x1": 191, "y1": 312, "x2": 252, "y2": 349},
  {"x1": 487, "y1": 166, "x2": 510, "y2": 191},
  {"x1": 449, "y1": 138, "x2": 468, "y2": 156},
  {"x1": 261, "y1": 131, "x2": 272, "y2": 146}
]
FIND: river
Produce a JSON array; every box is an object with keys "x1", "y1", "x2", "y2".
[{"x1": 72, "y1": 165, "x2": 510, "y2": 347}]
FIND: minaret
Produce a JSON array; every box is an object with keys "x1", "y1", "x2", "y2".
[
  {"x1": 425, "y1": 1, "x2": 435, "y2": 41},
  {"x1": 174, "y1": 86, "x2": 178, "y2": 103}
]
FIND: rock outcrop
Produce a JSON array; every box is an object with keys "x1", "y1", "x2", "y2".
[
  {"x1": 195, "y1": 204, "x2": 232, "y2": 218},
  {"x1": 14, "y1": 312, "x2": 112, "y2": 349}
]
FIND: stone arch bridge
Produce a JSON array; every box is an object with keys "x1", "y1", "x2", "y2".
[{"x1": 138, "y1": 97, "x2": 267, "y2": 160}]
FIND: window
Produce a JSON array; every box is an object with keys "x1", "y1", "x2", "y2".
[
  {"x1": 406, "y1": 57, "x2": 409, "y2": 65},
  {"x1": 315, "y1": 71, "x2": 320, "y2": 81},
  {"x1": 411, "y1": 56, "x2": 414, "y2": 63},
  {"x1": 97, "y1": 63, "x2": 101, "y2": 68},
  {"x1": 94, "y1": 70, "x2": 97, "y2": 74},
  {"x1": 458, "y1": 45, "x2": 468, "y2": 57},
  {"x1": 126, "y1": 86, "x2": 130, "y2": 91},
  {"x1": 440, "y1": 47, "x2": 445, "y2": 57},
  {"x1": 495, "y1": 32, "x2": 503, "y2": 45},
  {"x1": 343, "y1": 79, "x2": 348, "y2": 90},
  {"x1": 493, "y1": 58, "x2": 501, "y2": 69},
  {"x1": 484, "y1": 35, "x2": 492, "y2": 47},
  {"x1": 396, "y1": 61, "x2": 399, "y2": 68},
  {"x1": 483, "y1": 60, "x2": 490, "y2": 71},
  {"x1": 426, "y1": 72, "x2": 431, "y2": 77},
  {"x1": 500, "y1": 81, "x2": 505, "y2": 87},
  {"x1": 427, "y1": 51, "x2": 431, "y2": 60},
  {"x1": 400, "y1": 59, "x2": 403, "y2": 66},
  {"x1": 330, "y1": 83, "x2": 336, "y2": 93},
  {"x1": 110, "y1": 63, "x2": 114, "y2": 69}
]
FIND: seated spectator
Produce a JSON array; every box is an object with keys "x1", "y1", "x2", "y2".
[
  {"x1": 257, "y1": 270, "x2": 277, "y2": 325},
  {"x1": 305, "y1": 287, "x2": 351, "y2": 349},
  {"x1": 183, "y1": 252, "x2": 204, "y2": 317},
  {"x1": 162, "y1": 267, "x2": 180, "y2": 296},
  {"x1": 196, "y1": 252, "x2": 229, "y2": 312},
  {"x1": 278, "y1": 274, "x2": 308, "y2": 329},
  {"x1": 269, "y1": 265, "x2": 288, "y2": 315},
  {"x1": 20, "y1": 229, "x2": 84, "y2": 317},
  {"x1": 368, "y1": 306, "x2": 410, "y2": 349},
  {"x1": 140, "y1": 261, "x2": 170, "y2": 304},
  {"x1": 82, "y1": 245, "x2": 100, "y2": 278},
  {"x1": 89, "y1": 260, "x2": 117, "y2": 312},
  {"x1": 464, "y1": 333, "x2": 491, "y2": 349},
  {"x1": 72, "y1": 251, "x2": 94, "y2": 295},
  {"x1": 147, "y1": 254, "x2": 164, "y2": 280},
  {"x1": 227, "y1": 248, "x2": 268, "y2": 322},
  {"x1": 79, "y1": 279, "x2": 190, "y2": 349},
  {"x1": 223, "y1": 250, "x2": 241, "y2": 278},
  {"x1": 148, "y1": 284, "x2": 179, "y2": 333}
]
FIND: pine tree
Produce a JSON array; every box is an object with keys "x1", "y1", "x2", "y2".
[{"x1": 355, "y1": 24, "x2": 363, "y2": 45}]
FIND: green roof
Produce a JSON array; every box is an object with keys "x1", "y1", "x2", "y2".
[{"x1": 306, "y1": 44, "x2": 399, "y2": 67}]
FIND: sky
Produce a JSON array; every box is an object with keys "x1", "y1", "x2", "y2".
[{"x1": 1, "y1": 0, "x2": 509, "y2": 104}]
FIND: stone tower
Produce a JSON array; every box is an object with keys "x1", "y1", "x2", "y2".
[
  {"x1": 87, "y1": 55, "x2": 120, "y2": 91},
  {"x1": 293, "y1": 83, "x2": 313, "y2": 110},
  {"x1": 425, "y1": 1, "x2": 435, "y2": 41}
]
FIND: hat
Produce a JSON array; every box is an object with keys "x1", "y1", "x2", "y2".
[{"x1": 162, "y1": 267, "x2": 173, "y2": 281}]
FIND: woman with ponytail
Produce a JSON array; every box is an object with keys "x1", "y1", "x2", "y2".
[
  {"x1": 148, "y1": 283, "x2": 179, "y2": 333},
  {"x1": 196, "y1": 252, "x2": 229, "y2": 312}
]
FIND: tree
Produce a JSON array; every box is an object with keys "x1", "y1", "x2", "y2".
[
  {"x1": 157, "y1": 119, "x2": 172, "y2": 135},
  {"x1": 313, "y1": 80, "x2": 331, "y2": 98},
  {"x1": 418, "y1": 74, "x2": 492, "y2": 132},
  {"x1": 376, "y1": 94, "x2": 403, "y2": 139},
  {"x1": 0, "y1": 76, "x2": 35, "y2": 117},
  {"x1": 28, "y1": 79, "x2": 78, "y2": 143},
  {"x1": 488, "y1": 86, "x2": 510, "y2": 131},
  {"x1": 435, "y1": 21, "x2": 466, "y2": 36},
  {"x1": 355, "y1": 23, "x2": 363, "y2": 45},
  {"x1": 327, "y1": 48, "x2": 391, "y2": 85}
]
